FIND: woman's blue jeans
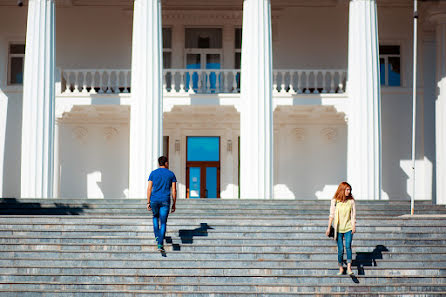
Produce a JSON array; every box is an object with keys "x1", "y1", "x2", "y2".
[
  {"x1": 150, "y1": 201, "x2": 170, "y2": 246},
  {"x1": 337, "y1": 230, "x2": 353, "y2": 266}
]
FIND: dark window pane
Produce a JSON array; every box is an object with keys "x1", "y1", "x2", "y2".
[
  {"x1": 10, "y1": 44, "x2": 25, "y2": 54},
  {"x1": 379, "y1": 58, "x2": 385, "y2": 85},
  {"x1": 163, "y1": 28, "x2": 172, "y2": 49},
  {"x1": 205, "y1": 167, "x2": 217, "y2": 198},
  {"x1": 388, "y1": 56, "x2": 401, "y2": 86},
  {"x1": 10, "y1": 57, "x2": 23, "y2": 84},
  {"x1": 163, "y1": 52, "x2": 171, "y2": 69},
  {"x1": 379, "y1": 45, "x2": 400, "y2": 55},
  {"x1": 187, "y1": 137, "x2": 219, "y2": 161},
  {"x1": 185, "y1": 28, "x2": 222, "y2": 49},
  {"x1": 235, "y1": 28, "x2": 242, "y2": 49},
  {"x1": 235, "y1": 52, "x2": 241, "y2": 69},
  {"x1": 163, "y1": 136, "x2": 169, "y2": 158}
]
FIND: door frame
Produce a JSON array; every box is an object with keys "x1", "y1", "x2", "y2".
[{"x1": 185, "y1": 136, "x2": 221, "y2": 198}]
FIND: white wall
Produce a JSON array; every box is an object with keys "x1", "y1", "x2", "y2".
[{"x1": 59, "y1": 123, "x2": 129, "y2": 198}]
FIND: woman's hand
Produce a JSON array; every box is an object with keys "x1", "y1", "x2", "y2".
[
  {"x1": 352, "y1": 225, "x2": 356, "y2": 234},
  {"x1": 147, "y1": 203, "x2": 151, "y2": 211},
  {"x1": 325, "y1": 227, "x2": 331, "y2": 237}
]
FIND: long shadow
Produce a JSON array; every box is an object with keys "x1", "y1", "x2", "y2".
[
  {"x1": 353, "y1": 245, "x2": 389, "y2": 276},
  {"x1": 166, "y1": 223, "x2": 213, "y2": 251},
  {"x1": 0, "y1": 198, "x2": 90, "y2": 215}
]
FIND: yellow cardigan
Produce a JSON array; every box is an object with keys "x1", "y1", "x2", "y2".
[{"x1": 329, "y1": 198, "x2": 356, "y2": 240}]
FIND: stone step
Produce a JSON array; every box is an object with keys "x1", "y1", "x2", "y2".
[
  {"x1": 2, "y1": 259, "x2": 445, "y2": 269},
  {"x1": 3, "y1": 250, "x2": 446, "y2": 261},
  {"x1": 2, "y1": 230, "x2": 444, "y2": 239},
  {"x1": 2, "y1": 216, "x2": 446, "y2": 225},
  {"x1": 2, "y1": 234, "x2": 445, "y2": 244},
  {"x1": 1, "y1": 275, "x2": 446, "y2": 285},
  {"x1": 3, "y1": 267, "x2": 444, "y2": 277},
  {"x1": 1, "y1": 243, "x2": 445, "y2": 253},
  {"x1": 2, "y1": 223, "x2": 446, "y2": 232},
  {"x1": 0, "y1": 282, "x2": 445, "y2": 294}
]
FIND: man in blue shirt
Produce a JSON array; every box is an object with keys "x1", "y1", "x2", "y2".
[{"x1": 147, "y1": 156, "x2": 177, "y2": 252}]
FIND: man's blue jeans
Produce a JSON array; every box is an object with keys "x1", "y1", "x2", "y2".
[
  {"x1": 337, "y1": 230, "x2": 353, "y2": 266},
  {"x1": 150, "y1": 201, "x2": 170, "y2": 246}
]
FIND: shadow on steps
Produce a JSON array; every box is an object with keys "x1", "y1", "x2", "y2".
[{"x1": 0, "y1": 198, "x2": 90, "y2": 215}]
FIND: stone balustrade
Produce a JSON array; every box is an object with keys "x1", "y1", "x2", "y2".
[{"x1": 60, "y1": 68, "x2": 346, "y2": 95}]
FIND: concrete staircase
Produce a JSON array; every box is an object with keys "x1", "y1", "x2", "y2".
[{"x1": 1, "y1": 198, "x2": 446, "y2": 296}]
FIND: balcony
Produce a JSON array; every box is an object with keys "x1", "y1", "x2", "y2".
[{"x1": 60, "y1": 69, "x2": 347, "y2": 96}]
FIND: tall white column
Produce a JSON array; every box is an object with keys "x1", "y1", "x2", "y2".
[
  {"x1": 240, "y1": 0, "x2": 273, "y2": 199},
  {"x1": 347, "y1": 0, "x2": 382, "y2": 200},
  {"x1": 128, "y1": 0, "x2": 163, "y2": 198},
  {"x1": 21, "y1": 0, "x2": 56, "y2": 198},
  {"x1": 432, "y1": 13, "x2": 446, "y2": 204}
]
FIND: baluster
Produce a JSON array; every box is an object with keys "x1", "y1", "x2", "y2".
[
  {"x1": 113, "y1": 71, "x2": 119, "y2": 93},
  {"x1": 338, "y1": 71, "x2": 346, "y2": 93},
  {"x1": 123, "y1": 70, "x2": 129, "y2": 93},
  {"x1": 313, "y1": 71, "x2": 319, "y2": 94},
  {"x1": 273, "y1": 71, "x2": 278, "y2": 94},
  {"x1": 98, "y1": 71, "x2": 104, "y2": 93},
  {"x1": 215, "y1": 71, "x2": 220, "y2": 93},
  {"x1": 296, "y1": 71, "x2": 302, "y2": 94},
  {"x1": 106, "y1": 71, "x2": 112, "y2": 93},
  {"x1": 321, "y1": 71, "x2": 327, "y2": 93},
  {"x1": 304, "y1": 71, "x2": 310, "y2": 94},
  {"x1": 289, "y1": 72, "x2": 295, "y2": 94},
  {"x1": 163, "y1": 70, "x2": 167, "y2": 93},
  {"x1": 329, "y1": 71, "x2": 336, "y2": 93},
  {"x1": 280, "y1": 71, "x2": 287, "y2": 94},
  {"x1": 186, "y1": 71, "x2": 192, "y2": 94},
  {"x1": 206, "y1": 71, "x2": 211, "y2": 93},
  {"x1": 65, "y1": 71, "x2": 72, "y2": 93},
  {"x1": 72, "y1": 71, "x2": 80, "y2": 93},
  {"x1": 232, "y1": 71, "x2": 238, "y2": 93},
  {"x1": 81, "y1": 71, "x2": 88, "y2": 93},
  {"x1": 196, "y1": 71, "x2": 202, "y2": 93}
]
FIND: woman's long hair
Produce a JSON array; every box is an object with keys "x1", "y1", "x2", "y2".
[{"x1": 333, "y1": 181, "x2": 354, "y2": 202}]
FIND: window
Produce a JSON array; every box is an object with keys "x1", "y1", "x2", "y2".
[
  {"x1": 185, "y1": 28, "x2": 222, "y2": 49},
  {"x1": 163, "y1": 28, "x2": 172, "y2": 69},
  {"x1": 379, "y1": 45, "x2": 401, "y2": 86},
  {"x1": 235, "y1": 28, "x2": 242, "y2": 69},
  {"x1": 8, "y1": 43, "x2": 25, "y2": 85}
]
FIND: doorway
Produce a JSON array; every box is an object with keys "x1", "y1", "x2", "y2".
[{"x1": 186, "y1": 136, "x2": 220, "y2": 198}]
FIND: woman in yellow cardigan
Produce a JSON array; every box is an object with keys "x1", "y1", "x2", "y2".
[{"x1": 326, "y1": 181, "x2": 357, "y2": 275}]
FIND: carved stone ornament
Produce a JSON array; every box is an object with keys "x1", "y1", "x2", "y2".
[
  {"x1": 103, "y1": 127, "x2": 119, "y2": 141},
  {"x1": 294, "y1": 128, "x2": 305, "y2": 142},
  {"x1": 72, "y1": 127, "x2": 88, "y2": 143},
  {"x1": 320, "y1": 128, "x2": 338, "y2": 143}
]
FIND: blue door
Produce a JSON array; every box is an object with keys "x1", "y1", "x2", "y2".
[{"x1": 186, "y1": 137, "x2": 220, "y2": 198}]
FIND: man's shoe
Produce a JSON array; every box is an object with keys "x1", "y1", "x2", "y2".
[{"x1": 157, "y1": 244, "x2": 165, "y2": 252}]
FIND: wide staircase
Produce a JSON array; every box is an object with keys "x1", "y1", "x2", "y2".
[{"x1": 0, "y1": 198, "x2": 446, "y2": 296}]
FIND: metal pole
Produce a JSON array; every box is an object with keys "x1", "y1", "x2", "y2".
[{"x1": 411, "y1": 0, "x2": 418, "y2": 215}]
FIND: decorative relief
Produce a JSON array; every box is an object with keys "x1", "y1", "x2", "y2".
[
  {"x1": 72, "y1": 127, "x2": 88, "y2": 143},
  {"x1": 103, "y1": 127, "x2": 119, "y2": 141},
  {"x1": 175, "y1": 139, "x2": 181, "y2": 153},
  {"x1": 294, "y1": 128, "x2": 305, "y2": 142},
  {"x1": 320, "y1": 128, "x2": 338, "y2": 143}
]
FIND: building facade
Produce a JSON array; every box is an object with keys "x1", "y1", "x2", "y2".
[{"x1": 0, "y1": 0, "x2": 445, "y2": 202}]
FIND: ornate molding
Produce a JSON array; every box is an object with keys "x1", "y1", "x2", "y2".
[
  {"x1": 72, "y1": 126, "x2": 88, "y2": 143},
  {"x1": 294, "y1": 128, "x2": 306, "y2": 142},
  {"x1": 320, "y1": 127, "x2": 337, "y2": 143},
  {"x1": 103, "y1": 127, "x2": 119, "y2": 141}
]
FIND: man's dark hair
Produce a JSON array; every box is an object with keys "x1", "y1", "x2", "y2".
[{"x1": 158, "y1": 156, "x2": 168, "y2": 166}]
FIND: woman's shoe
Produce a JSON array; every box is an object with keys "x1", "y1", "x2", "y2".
[
  {"x1": 347, "y1": 270, "x2": 354, "y2": 276},
  {"x1": 336, "y1": 271, "x2": 343, "y2": 275}
]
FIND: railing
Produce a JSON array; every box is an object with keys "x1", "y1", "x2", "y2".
[{"x1": 61, "y1": 69, "x2": 346, "y2": 95}]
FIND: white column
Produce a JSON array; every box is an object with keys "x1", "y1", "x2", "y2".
[
  {"x1": 347, "y1": 0, "x2": 382, "y2": 200},
  {"x1": 21, "y1": 0, "x2": 56, "y2": 198},
  {"x1": 240, "y1": 0, "x2": 273, "y2": 199},
  {"x1": 432, "y1": 13, "x2": 446, "y2": 204},
  {"x1": 128, "y1": 0, "x2": 163, "y2": 198}
]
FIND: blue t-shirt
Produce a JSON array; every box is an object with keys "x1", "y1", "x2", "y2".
[{"x1": 148, "y1": 168, "x2": 177, "y2": 202}]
